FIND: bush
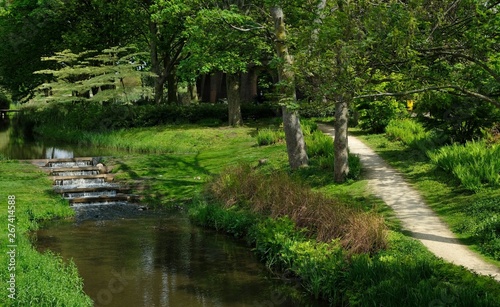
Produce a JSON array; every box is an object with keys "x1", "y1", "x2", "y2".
[
  {"x1": 17, "y1": 102, "x2": 279, "y2": 137},
  {"x1": 385, "y1": 118, "x2": 444, "y2": 152},
  {"x1": 429, "y1": 141, "x2": 500, "y2": 192},
  {"x1": 416, "y1": 92, "x2": 500, "y2": 143},
  {"x1": 356, "y1": 98, "x2": 407, "y2": 133}
]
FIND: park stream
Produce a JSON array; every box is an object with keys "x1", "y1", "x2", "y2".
[{"x1": 24, "y1": 157, "x2": 326, "y2": 306}]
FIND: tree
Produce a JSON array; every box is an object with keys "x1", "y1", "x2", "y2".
[
  {"x1": 145, "y1": 0, "x2": 201, "y2": 104},
  {"x1": 31, "y1": 46, "x2": 152, "y2": 104},
  {"x1": 271, "y1": 6, "x2": 308, "y2": 169},
  {"x1": 0, "y1": 0, "x2": 68, "y2": 101},
  {"x1": 179, "y1": 5, "x2": 272, "y2": 126}
]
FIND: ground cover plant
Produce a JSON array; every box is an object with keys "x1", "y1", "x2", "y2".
[{"x1": 0, "y1": 160, "x2": 92, "y2": 306}]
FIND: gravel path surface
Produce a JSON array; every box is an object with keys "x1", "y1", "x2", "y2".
[{"x1": 318, "y1": 124, "x2": 500, "y2": 282}]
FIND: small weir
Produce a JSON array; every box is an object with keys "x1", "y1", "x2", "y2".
[{"x1": 31, "y1": 157, "x2": 137, "y2": 206}]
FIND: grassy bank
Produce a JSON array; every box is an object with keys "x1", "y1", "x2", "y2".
[
  {"x1": 0, "y1": 160, "x2": 92, "y2": 306},
  {"x1": 355, "y1": 122, "x2": 500, "y2": 264},
  {"x1": 188, "y1": 166, "x2": 500, "y2": 306}
]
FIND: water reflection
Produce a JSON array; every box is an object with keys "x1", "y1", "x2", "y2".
[
  {"x1": 34, "y1": 209, "x2": 326, "y2": 307},
  {"x1": 0, "y1": 117, "x2": 127, "y2": 159}
]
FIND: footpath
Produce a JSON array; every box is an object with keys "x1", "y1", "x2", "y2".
[{"x1": 318, "y1": 124, "x2": 500, "y2": 282}]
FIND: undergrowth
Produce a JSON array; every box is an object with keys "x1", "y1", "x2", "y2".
[
  {"x1": 204, "y1": 164, "x2": 387, "y2": 254},
  {"x1": 429, "y1": 141, "x2": 500, "y2": 192}
]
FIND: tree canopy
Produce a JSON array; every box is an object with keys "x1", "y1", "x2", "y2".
[{"x1": 0, "y1": 0, "x2": 498, "y2": 176}]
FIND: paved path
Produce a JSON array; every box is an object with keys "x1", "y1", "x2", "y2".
[{"x1": 318, "y1": 124, "x2": 500, "y2": 282}]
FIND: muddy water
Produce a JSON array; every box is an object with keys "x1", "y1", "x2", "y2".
[{"x1": 34, "y1": 207, "x2": 326, "y2": 307}]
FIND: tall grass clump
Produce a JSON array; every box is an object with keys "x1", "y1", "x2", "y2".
[
  {"x1": 305, "y1": 130, "x2": 362, "y2": 179},
  {"x1": 385, "y1": 118, "x2": 440, "y2": 152},
  {"x1": 429, "y1": 141, "x2": 500, "y2": 192},
  {"x1": 256, "y1": 128, "x2": 284, "y2": 146},
  {"x1": 204, "y1": 164, "x2": 387, "y2": 254}
]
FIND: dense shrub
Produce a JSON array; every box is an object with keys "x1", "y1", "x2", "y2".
[
  {"x1": 429, "y1": 141, "x2": 500, "y2": 192},
  {"x1": 16, "y1": 102, "x2": 278, "y2": 136},
  {"x1": 416, "y1": 92, "x2": 500, "y2": 143},
  {"x1": 356, "y1": 98, "x2": 408, "y2": 133},
  {"x1": 385, "y1": 118, "x2": 444, "y2": 152}
]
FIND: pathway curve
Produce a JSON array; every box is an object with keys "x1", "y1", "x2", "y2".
[{"x1": 318, "y1": 124, "x2": 500, "y2": 282}]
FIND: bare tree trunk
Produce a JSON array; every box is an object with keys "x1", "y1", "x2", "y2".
[
  {"x1": 334, "y1": 97, "x2": 349, "y2": 182},
  {"x1": 271, "y1": 6, "x2": 308, "y2": 169},
  {"x1": 227, "y1": 73, "x2": 243, "y2": 126}
]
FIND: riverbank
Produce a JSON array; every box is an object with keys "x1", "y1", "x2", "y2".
[{"x1": 0, "y1": 160, "x2": 92, "y2": 306}]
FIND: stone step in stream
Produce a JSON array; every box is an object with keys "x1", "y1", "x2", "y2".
[{"x1": 29, "y1": 157, "x2": 139, "y2": 206}]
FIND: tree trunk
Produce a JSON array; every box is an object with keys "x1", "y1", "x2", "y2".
[
  {"x1": 227, "y1": 73, "x2": 243, "y2": 126},
  {"x1": 149, "y1": 20, "x2": 165, "y2": 104},
  {"x1": 189, "y1": 82, "x2": 198, "y2": 103},
  {"x1": 271, "y1": 6, "x2": 308, "y2": 169},
  {"x1": 209, "y1": 72, "x2": 223, "y2": 103},
  {"x1": 334, "y1": 97, "x2": 349, "y2": 182},
  {"x1": 167, "y1": 70, "x2": 177, "y2": 104}
]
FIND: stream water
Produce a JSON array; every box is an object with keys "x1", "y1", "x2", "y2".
[
  {"x1": 0, "y1": 117, "x2": 126, "y2": 159},
  {"x1": 34, "y1": 207, "x2": 326, "y2": 307}
]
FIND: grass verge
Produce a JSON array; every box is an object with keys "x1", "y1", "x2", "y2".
[{"x1": 0, "y1": 160, "x2": 92, "y2": 306}]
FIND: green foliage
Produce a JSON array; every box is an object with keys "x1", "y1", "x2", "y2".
[
  {"x1": 356, "y1": 97, "x2": 408, "y2": 133},
  {"x1": 385, "y1": 118, "x2": 444, "y2": 152},
  {"x1": 256, "y1": 128, "x2": 284, "y2": 146},
  {"x1": 454, "y1": 197, "x2": 500, "y2": 261},
  {"x1": 204, "y1": 164, "x2": 386, "y2": 254},
  {"x1": 16, "y1": 102, "x2": 278, "y2": 139},
  {"x1": 417, "y1": 93, "x2": 500, "y2": 143},
  {"x1": 305, "y1": 130, "x2": 361, "y2": 179},
  {"x1": 189, "y1": 199, "x2": 500, "y2": 306},
  {"x1": 188, "y1": 199, "x2": 257, "y2": 238},
  {"x1": 31, "y1": 46, "x2": 152, "y2": 104},
  {"x1": 0, "y1": 162, "x2": 91, "y2": 306},
  {"x1": 429, "y1": 141, "x2": 500, "y2": 192},
  {"x1": 0, "y1": 87, "x2": 11, "y2": 109}
]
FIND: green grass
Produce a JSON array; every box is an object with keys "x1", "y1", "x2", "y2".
[
  {"x1": 0, "y1": 161, "x2": 92, "y2": 306},
  {"x1": 356, "y1": 129, "x2": 500, "y2": 265}
]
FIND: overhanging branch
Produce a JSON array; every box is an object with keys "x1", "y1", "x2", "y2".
[{"x1": 355, "y1": 85, "x2": 500, "y2": 109}]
